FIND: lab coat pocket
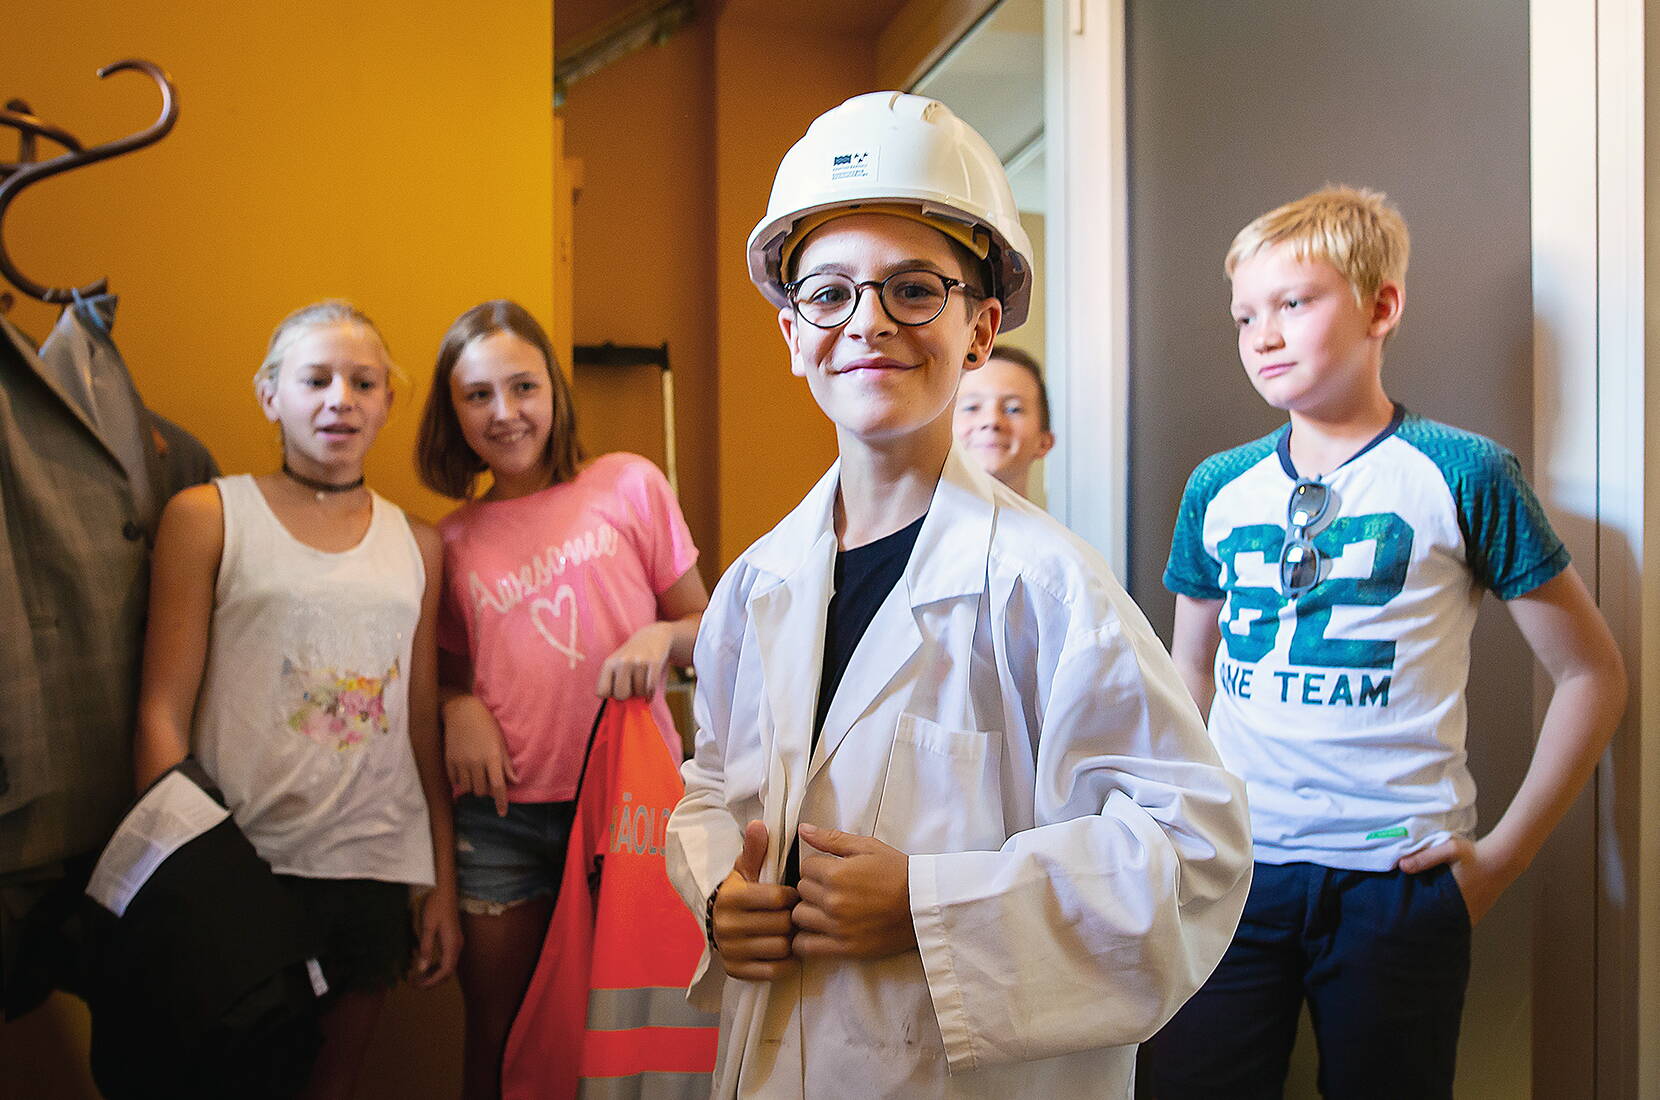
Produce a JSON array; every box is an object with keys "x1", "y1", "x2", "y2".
[{"x1": 873, "y1": 713, "x2": 1005, "y2": 855}]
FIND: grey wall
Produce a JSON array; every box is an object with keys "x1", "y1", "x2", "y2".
[{"x1": 1125, "y1": 1, "x2": 1540, "y2": 1094}]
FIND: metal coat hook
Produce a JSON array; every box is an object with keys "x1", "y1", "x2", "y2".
[
  {"x1": 0, "y1": 60, "x2": 177, "y2": 303},
  {"x1": 0, "y1": 99, "x2": 85, "y2": 177}
]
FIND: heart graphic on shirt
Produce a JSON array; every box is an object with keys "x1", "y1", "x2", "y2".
[{"x1": 530, "y1": 586, "x2": 585, "y2": 669}]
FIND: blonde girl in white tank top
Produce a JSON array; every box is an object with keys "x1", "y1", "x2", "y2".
[{"x1": 135, "y1": 301, "x2": 460, "y2": 1100}]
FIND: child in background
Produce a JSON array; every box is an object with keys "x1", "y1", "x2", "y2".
[
  {"x1": 1146, "y1": 187, "x2": 1627, "y2": 1097},
  {"x1": 415, "y1": 300, "x2": 707, "y2": 1100},
  {"x1": 135, "y1": 300, "x2": 460, "y2": 1100},
  {"x1": 951, "y1": 343, "x2": 1054, "y2": 500}
]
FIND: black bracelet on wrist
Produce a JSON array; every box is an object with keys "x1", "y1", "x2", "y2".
[{"x1": 704, "y1": 881, "x2": 723, "y2": 950}]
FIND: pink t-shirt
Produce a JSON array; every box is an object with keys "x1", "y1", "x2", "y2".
[{"x1": 438, "y1": 453, "x2": 698, "y2": 802}]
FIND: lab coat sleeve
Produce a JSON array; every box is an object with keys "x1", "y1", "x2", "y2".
[
  {"x1": 665, "y1": 566, "x2": 749, "y2": 1012},
  {"x1": 910, "y1": 582, "x2": 1252, "y2": 1072}
]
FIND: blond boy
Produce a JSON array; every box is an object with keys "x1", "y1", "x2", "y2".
[{"x1": 1145, "y1": 187, "x2": 1626, "y2": 1097}]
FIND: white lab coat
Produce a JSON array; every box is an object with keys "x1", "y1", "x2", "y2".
[{"x1": 666, "y1": 448, "x2": 1251, "y2": 1099}]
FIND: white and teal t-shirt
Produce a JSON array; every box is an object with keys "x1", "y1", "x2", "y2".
[{"x1": 1164, "y1": 407, "x2": 1569, "y2": 870}]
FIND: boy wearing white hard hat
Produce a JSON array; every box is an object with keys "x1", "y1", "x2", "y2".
[{"x1": 665, "y1": 92, "x2": 1252, "y2": 1098}]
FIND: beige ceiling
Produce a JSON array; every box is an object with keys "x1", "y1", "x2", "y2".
[
  {"x1": 555, "y1": 0, "x2": 1047, "y2": 214},
  {"x1": 560, "y1": 0, "x2": 911, "y2": 42},
  {"x1": 719, "y1": 0, "x2": 910, "y2": 35},
  {"x1": 559, "y1": 0, "x2": 646, "y2": 44}
]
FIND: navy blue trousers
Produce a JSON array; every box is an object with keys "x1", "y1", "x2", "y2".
[{"x1": 1144, "y1": 860, "x2": 1471, "y2": 1099}]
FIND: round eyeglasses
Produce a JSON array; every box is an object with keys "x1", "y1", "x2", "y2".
[
  {"x1": 1280, "y1": 477, "x2": 1331, "y2": 597},
  {"x1": 783, "y1": 269, "x2": 979, "y2": 329}
]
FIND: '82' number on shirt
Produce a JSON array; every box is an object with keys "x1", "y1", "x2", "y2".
[{"x1": 1216, "y1": 513, "x2": 1413, "y2": 669}]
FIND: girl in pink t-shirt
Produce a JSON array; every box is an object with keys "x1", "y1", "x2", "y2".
[{"x1": 416, "y1": 300, "x2": 707, "y2": 1100}]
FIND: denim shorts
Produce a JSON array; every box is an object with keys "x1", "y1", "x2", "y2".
[{"x1": 452, "y1": 795, "x2": 577, "y2": 916}]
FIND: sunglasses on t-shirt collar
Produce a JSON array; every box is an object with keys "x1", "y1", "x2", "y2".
[
  {"x1": 1280, "y1": 477, "x2": 1332, "y2": 597},
  {"x1": 1272, "y1": 404, "x2": 1407, "y2": 598}
]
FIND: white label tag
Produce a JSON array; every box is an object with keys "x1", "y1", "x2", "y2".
[
  {"x1": 306, "y1": 957, "x2": 330, "y2": 998},
  {"x1": 86, "y1": 771, "x2": 231, "y2": 916},
  {"x1": 829, "y1": 148, "x2": 877, "y2": 182}
]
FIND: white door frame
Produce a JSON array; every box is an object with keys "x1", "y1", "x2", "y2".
[
  {"x1": 1043, "y1": 0, "x2": 1128, "y2": 574},
  {"x1": 1044, "y1": 0, "x2": 1655, "y2": 1093},
  {"x1": 1531, "y1": 0, "x2": 1653, "y2": 1094}
]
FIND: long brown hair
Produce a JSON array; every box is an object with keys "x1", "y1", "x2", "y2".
[{"x1": 416, "y1": 300, "x2": 584, "y2": 499}]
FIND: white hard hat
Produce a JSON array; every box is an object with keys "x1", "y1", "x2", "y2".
[{"x1": 747, "y1": 91, "x2": 1034, "y2": 330}]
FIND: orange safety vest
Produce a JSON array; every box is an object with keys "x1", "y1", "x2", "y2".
[{"x1": 503, "y1": 698, "x2": 718, "y2": 1099}]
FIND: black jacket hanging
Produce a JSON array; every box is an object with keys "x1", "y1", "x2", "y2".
[{"x1": 83, "y1": 759, "x2": 323, "y2": 1100}]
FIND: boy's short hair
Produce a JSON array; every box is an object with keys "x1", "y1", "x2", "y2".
[
  {"x1": 783, "y1": 211, "x2": 992, "y2": 300},
  {"x1": 1226, "y1": 186, "x2": 1410, "y2": 306},
  {"x1": 987, "y1": 345, "x2": 1051, "y2": 433}
]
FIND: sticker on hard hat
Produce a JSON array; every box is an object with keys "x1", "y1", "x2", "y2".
[{"x1": 829, "y1": 149, "x2": 877, "y2": 182}]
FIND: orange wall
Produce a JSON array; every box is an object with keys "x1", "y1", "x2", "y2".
[
  {"x1": 561, "y1": 8, "x2": 873, "y2": 571},
  {"x1": 0, "y1": 1, "x2": 557, "y2": 527},
  {"x1": 713, "y1": 19, "x2": 871, "y2": 564},
  {"x1": 560, "y1": 9, "x2": 720, "y2": 577},
  {"x1": 0, "y1": 2, "x2": 556, "y2": 1095}
]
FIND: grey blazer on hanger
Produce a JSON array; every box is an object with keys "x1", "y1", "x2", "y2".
[{"x1": 0, "y1": 305, "x2": 166, "y2": 873}]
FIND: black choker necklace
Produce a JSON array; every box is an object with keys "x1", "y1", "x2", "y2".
[{"x1": 282, "y1": 462, "x2": 365, "y2": 502}]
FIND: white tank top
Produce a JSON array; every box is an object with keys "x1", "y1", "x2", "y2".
[{"x1": 194, "y1": 475, "x2": 434, "y2": 885}]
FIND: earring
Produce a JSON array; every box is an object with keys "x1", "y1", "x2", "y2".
[{"x1": 966, "y1": 353, "x2": 979, "y2": 362}]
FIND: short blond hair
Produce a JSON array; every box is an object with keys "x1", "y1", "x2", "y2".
[
  {"x1": 1226, "y1": 186, "x2": 1410, "y2": 306},
  {"x1": 253, "y1": 299, "x2": 401, "y2": 398}
]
